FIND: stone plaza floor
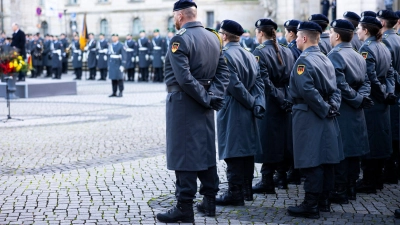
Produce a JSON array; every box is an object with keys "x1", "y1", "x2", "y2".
[{"x1": 0, "y1": 73, "x2": 399, "y2": 224}]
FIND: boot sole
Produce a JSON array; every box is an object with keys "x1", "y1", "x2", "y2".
[
  {"x1": 215, "y1": 201, "x2": 245, "y2": 206},
  {"x1": 288, "y1": 211, "x2": 320, "y2": 219},
  {"x1": 156, "y1": 216, "x2": 194, "y2": 223}
]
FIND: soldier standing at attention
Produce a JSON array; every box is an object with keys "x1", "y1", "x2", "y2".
[
  {"x1": 309, "y1": 14, "x2": 332, "y2": 55},
  {"x1": 85, "y1": 33, "x2": 97, "y2": 80},
  {"x1": 327, "y1": 19, "x2": 372, "y2": 204},
  {"x1": 51, "y1": 35, "x2": 63, "y2": 79},
  {"x1": 215, "y1": 20, "x2": 265, "y2": 206},
  {"x1": 71, "y1": 34, "x2": 83, "y2": 80},
  {"x1": 251, "y1": 19, "x2": 295, "y2": 194},
  {"x1": 376, "y1": 10, "x2": 400, "y2": 185},
  {"x1": 151, "y1": 29, "x2": 166, "y2": 82},
  {"x1": 124, "y1": 34, "x2": 137, "y2": 82},
  {"x1": 343, "y1": 11, "x2": 362, "y2": 51},
  {"x1": 286, "y1": 21, "x2": 343, "y2": 219},
  {"x1": 31, "y1": 34, "x2": 43, "y2": 78},
  {"x1": 137, "y1": 30, "x2": 151, "y2": 82},
  {"x1": 355, "y1": 16, "x2": 395, "y2": 194},
  {"x1": 43, "y1": 34, "x2": 52, "y2": 77},
  {"x1": 284, "y1": 19, "x2": 302, "y2": 61},
  {"x1": 97, "y1": 33, "x2": 109, "y2": 81},
  {"x1": 165, "y1": 28, "x2": 175, "y2": 49},
  {"x1": 60, "y1": 33, "x2": 69, "y2": 74},
  {"x1": 156, "y1": 0, "x2": 229, "y2": 223},
  {"x1": 108, "y1": 34, "x2": 124, "y2": 98}
]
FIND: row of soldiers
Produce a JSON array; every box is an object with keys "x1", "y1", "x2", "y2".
[{"x1": 156, "y1": 0, "x2": 400, "y2": 222}]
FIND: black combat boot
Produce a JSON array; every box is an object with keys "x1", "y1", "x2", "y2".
[
  {"x1": 215, "y1": 184, "x2": 244, "y2": 206},
  {"x1": 356, "y1": 178, "x2": 377, "y2": 194},
  {"x1": 395, "y1": 209, "x2": 400, "y2": 218},
  {"x1": 318, "y1": 193, "x2": 331, "y2": 212},
  {"x1": 347, "y1": 181, "x2": 357, "y2": 200},
  {"x1": 274, "y1": 171, "x2": 288, "y2": 189},
  {"x1": 252, "y1": 174, "x2": 276, "y2": 194},
  {"x1": 243, "y1": 179, "x2": 253, "y2": 201},
  {"x1": 196, "y1": 195, "x2": 215, "y2": 217},
  {"x1": 156, "y1": 201, "x2": 194, "y2": 223},
  {"x1": 287, "y1": 167, "x2": 302, "y2": 185},
  {"x1": 287, "y1": 192, "x2": 320, "y2": 219},
  {"x1": 329, "y1": 184, "x2": 349, "y2": 204}
]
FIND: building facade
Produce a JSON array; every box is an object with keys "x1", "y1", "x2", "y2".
[{"x1": 0, "y1": 0, "x2": 398, "y2": 37}]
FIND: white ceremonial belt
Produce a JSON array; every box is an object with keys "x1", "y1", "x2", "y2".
[
  {"x1": 126, "y1": 48, "x2": 134, "y2": 52},
  {"x1": 73, "y1": 50, "x2": 81, "y2": 53},
  {"x1": 139, "y1": 47, "x2": 148, "y2": 51},
  {"x1": 110, "y1": 55, "x2": 121, "y2": 59},
  {"x1": 153, "y1": 46, "x2": 161, "y2": 50},
  {"x1": 90, "y1": 49, "x2": 97, "y2": 51},
  {"x1": 53, "y1": 50, "x2": 61, "y2": 54}
]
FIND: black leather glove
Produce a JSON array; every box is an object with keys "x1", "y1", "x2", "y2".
[
  {"x1": 281, "y1": 99, "x2": 293, "y2": 113},
  {"x1": 210, "y1": 95, "x2": 225, "y2": 111},
  {"x1": 384, "y1": 93, "x2": 397, "y2": 105},
  {"x1": 360, "y1": 96, "x2": 374, "y2": 109},
  {"x1": 253, "y1": 105, "x2": 265, "y2": 119},
  {"x1": 326, "y1": 105, "x2": 340, "y2": 118}
]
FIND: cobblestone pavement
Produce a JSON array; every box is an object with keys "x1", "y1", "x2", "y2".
[{"x1": 0, "y1": 73, "x2": 399, "y2": 224}]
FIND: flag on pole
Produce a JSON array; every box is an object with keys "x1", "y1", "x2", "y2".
[{"x1": 79, "y1": 13, "x2": 88, "y2": 51}]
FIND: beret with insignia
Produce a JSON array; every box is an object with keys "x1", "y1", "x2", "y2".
[
  {"x1": 255, "y1": 18, "x2": 277, "y2": 30},
  {"x1": 308, "y1": 14, "x2": 329, "y2": 24},
  {"x1": 173, "y1": 0, "x2": 197, "y2": 12},
  {"x1": 220, "y1": 19, "x2": 244, "y2": 36},
  {"x1": 361, "y1": 11, "x2": 377, "y2": 18},
  {"x1": 330, "y1": 19, "x2": 355, "y2": 32},
  {"x1": 297, "y1": 21, "x2": 322, "y2": 34},
  {"x1": 284, "y1": 19, "x2": 301, "y2": 29},
  {"x1": 377, "y1": 10, "x2": 399, "y2": 20},
  {"x1": 359, "y1": 16, "x2": 383, "y2": 29},
  {"x1": 343, "y1": 11, "x2": 361, "y2": 22}
]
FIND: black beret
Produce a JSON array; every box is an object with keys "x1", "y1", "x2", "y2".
[
  {"x1": 361, "y1": 11, "x2": 377, "y2": 17},
  {"x1": 173, "y1": 0, "x2": 197, "y2": 12},
  {"x1": 377, "y1": 10, "x2": 399, "y2": 20},
  {"x1": 255, "y1": 19, "x2": 277, "y2": 30},
  {"x1": 359, "y1": 16, "x2": 383, "y2": 29},
  {"x1": 396, "y1": 11, "x2": 400, "y2": 19},
  {"x1": 343, "y1": 11, "x2": 361, "y2": 22},
  {"x1": 6, "y1": 37, "x2": 11, "y2": 40},
  {"x1": 284, "y1": 19, "x2": 301, "y2": 29},
  {"x1": 111, "y1": 34, "x2": 119, "y2": 37},
  {"x1": 330, "y1": 19, "x2": 355, "y2": 32},
  {"x1": 308, "y1": 14, "x2": 329, "y2": 23},
  {"x1": 297, "y1": 21, "x2": 322, "y2": 34},
  {"x1": 220, "y1": 19, "x2": 244, "y2": 36}
]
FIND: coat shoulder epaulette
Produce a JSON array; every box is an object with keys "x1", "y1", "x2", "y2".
[
  {"x1": 397, "y1": 33, "x2": 400, "y2": 36},
  {"x1": 352, "y1": 47, "x2": 359, "y2": 53},
  {"x1": 256, "y1": 44, "x2": 265, "y2": 49},
  {"x1": 176, "y1": 28, "x2": 187, "y2": 36},
  {"x1": 366, "y1": 40, "x2": 372, "y2": 46},
  {"x1": 222, "y1": 46, "x2": 229, "y2": 51},
  {"x1": 383, "y1": 33, "x2": 389, "y2": 39},
  {"x1": 279, "y1": 43, "x2": 287, "y2": 47},
  {"x1": 287, "y1": 42, "x2": 294, "y2": 48},
  {"x1": 205, "y1": 28, "x2": 222, "y2": 52},
  {"x1": 300, "y1": 52, "x2": 310, "y2": 58},
  {"x1": 333, "y1": 47, "x2": 341, "y2": 52}
]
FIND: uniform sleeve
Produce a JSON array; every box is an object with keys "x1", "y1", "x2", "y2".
[
  {"x1": 224, "y1": 54, "x2": 255, "y2": 110},
  {"x1": 169, "y1": 35, "x2": 213, "y2": 108},
  {"x1": 292, "y1": 59, "x2": 331, "y2": 119},
  {"x1": 328, "y1": 52, "x2": 363, "y2": 108},
  {"x1": 361, "y1": 46, "x2": 387, "y2": 102},
  {"x1": 386, "y1": 63, "x2": 395, "y2": 94},
  {"x1": 253, "y1": 49, "x2": 285, "y2": 108},
  {"x1": 250, "y1": 64, "x2": 266, "y2": 110},
  {"x1": 208, "y1": 51, "x2": 230, "y2": 98}
]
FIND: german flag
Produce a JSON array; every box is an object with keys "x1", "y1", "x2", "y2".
[
  {"x1": 79, "y1": 13, "x2": 88, "y2": 51},
  {"x1": 27, "y1": 55, "x2": 32, "y2": 71}
]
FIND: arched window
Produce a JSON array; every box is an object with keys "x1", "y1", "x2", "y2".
[
  {"x1": 100, "y1": 19, "x2": 108, "y2": 36},
  {"x1": 133, "y1": 18, "x2": 142, "y2": 35},
  {"x1": 41, "y1": 21, "x2": 48, "y2": 36},
  {"x1": 168, "y1": 16, "x2": 174, "y2": 30}
]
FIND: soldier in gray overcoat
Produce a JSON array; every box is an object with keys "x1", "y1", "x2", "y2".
[
  {"x1": 43, "y1": 34, "x2": 52, "y2": 77},
  {"x1": 51, "y1": 35, "x2": 63, "y2": 79},
  {"x1": 97, "y1": 33, "x2": 109, "y2": 81},
  {"x1": 356, "y1": 16, "x2": 396, "y2": 194},
  {"x1": 108, "y1": 34, "x2": 124, "y2": 97},
  {"x1": 85, "y1": 33, "x2": 97, "y2": 80},
  {"x1": 327, "y1": 19, "x2": 372, "y2": 204},
  {"x1": 215, "y1": 20, "x2": 265, "y2": 206},
  {"x1": 377, "y1": 10, "x2": 400, "y2": 184},
  {"x1": 156, "y1": 1, "x2": 230, "y2": 223},
  {"x1": 151, "y1": 29, "x2": 166, "y2": 82},
  {"x1": 343, "y1": 11, "x2": 363, "y2": 51},
  {"x1": 309, "y1": 14, "x2": 332, "y2": 55},
  {"x1": 31, "y1": 34, "x2": 43, "y2": 78},
  {"x1": 286, "y1": 21, "x2": 343, "y2": 219},
  {"x1": 123, "y1": 34, "x2": 137, "y2": 81},
  {"x1": 71, "y1": 35, "x2": 83, "y2": 80},
  {"x1": 252, "y1": 19, "x2": 295, "y2": 194}
]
